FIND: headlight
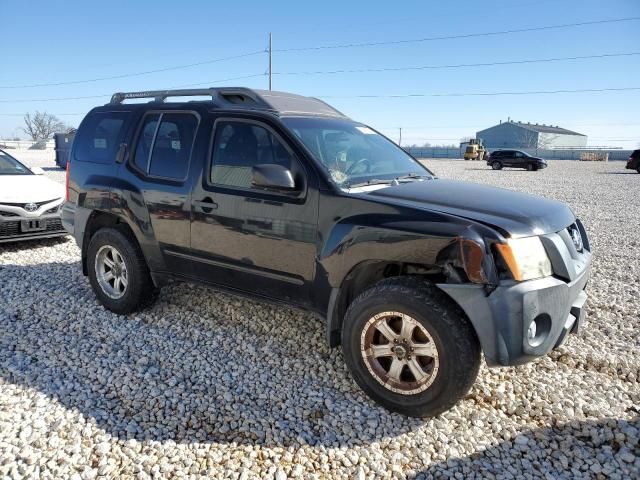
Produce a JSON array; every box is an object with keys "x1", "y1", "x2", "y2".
[{"x1": 495, "y1": 236, "x2": 553, "y2": 281}]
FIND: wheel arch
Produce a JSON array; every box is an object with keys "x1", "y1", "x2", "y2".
[
  {"x1": 81, "y1": 211, "x2": 143, "y2": 276},
  {"x1": 326, "y1": 261, "x2": 448, "y2": 348}
]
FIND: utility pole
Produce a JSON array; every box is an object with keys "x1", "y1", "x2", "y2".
[
  {"x1": 268, "y1": 32, "x2": 272, "y2": 91},
  {"x1": 399, "y1": 127, "x2": 402, "y2": 147}
]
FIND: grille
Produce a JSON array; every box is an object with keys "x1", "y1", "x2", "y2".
[
  {"x1": 0, "y1": 210, "x2": 19, "y2": 217},
  {"x1": 0, "y1": 221, "x2": 20, "y2": 237},
  {"x1": 0, "y1": 199, "x2": 60, "y2": 210},
  {"x1": 0, "y1": 219, "x2": 64, "y2": 238},
  {"x1": 46, "y1": 218, "x2": 64, "y2": 232},
  {"x1": 44, "y1": 205, "x2": 60, "y2": 215}
]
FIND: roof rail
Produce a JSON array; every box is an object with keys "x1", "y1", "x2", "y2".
[{"x1": 110, "y1": 88, "x2": 221, "y2": 104}]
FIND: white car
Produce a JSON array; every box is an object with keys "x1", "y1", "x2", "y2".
[{"x1": 0, "y1": 148, "x2": 67, "y2": 243}]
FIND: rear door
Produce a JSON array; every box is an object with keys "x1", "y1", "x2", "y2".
[{"x1": 117, "y1": 109, "x2": 201, "y2": 275}]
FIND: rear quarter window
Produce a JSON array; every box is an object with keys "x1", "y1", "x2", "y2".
[{"x1": 73, "y1": 111, "x2": 130, "y2": 164}]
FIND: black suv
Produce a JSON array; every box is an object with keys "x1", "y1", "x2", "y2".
[
  {"x1": 63, "y1": 88, "x2": 591, "y2": 417},
  {"x1": 487, "y1": 149, "x2": 547, "y2": 171}
]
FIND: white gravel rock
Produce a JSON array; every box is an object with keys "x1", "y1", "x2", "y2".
[{"x1": 0, "y1": 156, "x2": 638, "y2": 479}]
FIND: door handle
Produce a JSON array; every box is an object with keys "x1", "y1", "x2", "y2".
[{"x1": 193, "y1": 197, "x2": 217, "y2": 213}]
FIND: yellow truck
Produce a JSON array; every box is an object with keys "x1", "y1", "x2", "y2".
[{"x1": 463, "y1": 139, "x2": 486, "y2": 160}]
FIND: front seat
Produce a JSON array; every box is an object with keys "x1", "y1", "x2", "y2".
[{"x1": 222, "y1": 125, "x2": 258, "y2": 167}]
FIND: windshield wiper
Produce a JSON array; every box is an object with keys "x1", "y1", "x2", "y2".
[
  {"x1": 346, "y1": 178, "x2": 396, "y2": 189},
  {"x1": 395, "y1": 173, "x2": 434, "y2": 180}
]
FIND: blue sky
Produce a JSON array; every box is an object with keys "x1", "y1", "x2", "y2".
[{"x1": 1, "y1": 0, "x2": 638, "y2": 148}]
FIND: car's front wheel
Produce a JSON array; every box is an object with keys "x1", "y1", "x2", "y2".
[
  {"x1": 87, "y1": 227, "x2": 155, "y2": 314},
  {"x1": 341, "y1": 277, "x2": 481, "y2": 417},
  {"x1": 492, "y1": 161, "x2": 502, "y2": 170}
]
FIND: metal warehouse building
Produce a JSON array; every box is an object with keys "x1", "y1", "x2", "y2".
[{"x1": 477, "y1": 120, "x2": 587, "y2": 149}]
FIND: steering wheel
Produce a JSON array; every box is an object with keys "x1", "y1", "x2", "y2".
[{"x1": 346, "y1": 157, "x2": 371, "y2": 175}]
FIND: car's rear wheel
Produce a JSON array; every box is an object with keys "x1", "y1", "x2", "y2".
[
  {"x1": 341, "y1": 277, "x2": 481, "y2": 417},
  {"x1": 87, "y1": 227, "x2": 155, "y2": 314},
  {"x1": 492, "y1": 161, "x2": 502, "y2": 170}
]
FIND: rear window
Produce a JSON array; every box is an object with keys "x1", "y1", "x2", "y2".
[{"x1": 73, "y1": 111, "x2": 129, "y2": 164}]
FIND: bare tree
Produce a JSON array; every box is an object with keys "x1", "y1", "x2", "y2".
[
  {"x1": 537, "y1": 133, "x2": 559, "y2": 149},
  {"x1": 22, "y1": 111, "x2": 67, "y2": 141},
  {"x1": 514, "y1": 128, "x2": 538, "y2": 148}
]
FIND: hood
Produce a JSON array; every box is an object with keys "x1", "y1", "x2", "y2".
[
  {"x1": 0, "y1": 174, "x2": 64, "y2": 203},
  {"x1": 367, "y1": 179, "x2": 574, "y2": 237}
]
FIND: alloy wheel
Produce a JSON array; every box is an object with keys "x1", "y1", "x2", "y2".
[
  {"x1": 360, "y1": 311, "x2": 439, "y2": 395},
  {"x1": 95, "y1": 245, "x2": 128, "y2": 299}
]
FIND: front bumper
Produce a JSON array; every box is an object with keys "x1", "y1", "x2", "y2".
[{"x1": 438, "y1": 225, "x2": 592, "y2": 367}]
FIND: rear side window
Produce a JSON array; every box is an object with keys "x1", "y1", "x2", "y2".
[
  {"x1": 74, "y1": 111, "x2": 129, "y2": 163},
  {"x1": 132, "y1": 112, "x2": 198, "y2": 181}
]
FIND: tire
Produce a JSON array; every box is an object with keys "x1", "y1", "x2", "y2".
[
  {"x1": 637, "y1": 167, "x2": 640, "y2": 174},
  {"x1": 491, "y1": 161, "x2": 502, "y2": 170},
  {"x1": 341, "y1": 277, "x2": 481, "y2": 417},
  {"x1": 87, "y1": 227, "x2": 156, "y2": 314},
  {"x1": 527, "y1": 164, "x2": 534, "y2": 171}
]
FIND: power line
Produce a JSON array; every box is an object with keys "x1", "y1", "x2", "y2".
[
  {"x1": 274, "y1": 52, "x2": 640, "y2": 76},
  {"x1": 273, "y1": 17, "x2": 640, "y2": 52},
  {"x1": 2, "y1": 85, "x2": 638, "y2": 104},
  {"x1": 0, "y1": 73, "x2": 266, "y2": 103},
  {"x1": 0, "y1": 50, "x2": 265, "y2": 89},
  {"x1": 319, "y1": 86, "x2": 640, "y2": 99},
  {"x1": 0, "y1": 113, "x2": 85, "y2": 116}
]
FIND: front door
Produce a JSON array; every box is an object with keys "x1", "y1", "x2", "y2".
[
  {"x1": 189, "y1": 116, "x2": 319, "y2": 306},
  {"x1": 501, "y1": 150, "x2": 514, "y2": 167},
  {"x1": 513, "y1": 151, "x2": 526, "y2": 167}
]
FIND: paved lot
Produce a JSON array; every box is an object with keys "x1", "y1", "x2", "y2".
[{"x1": 1, "y1": 153, "x2": 638, "y2": 479}]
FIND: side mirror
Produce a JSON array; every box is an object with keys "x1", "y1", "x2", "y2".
[
  {"x1": 31, "y1": 166, "x2": 45, "y2": 175},
  {"x1": 252, "y1": 164, "x2": 296, "y2": 191}
]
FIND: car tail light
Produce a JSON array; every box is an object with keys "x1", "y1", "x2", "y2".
[{"x1": 65, "y1": 161, "x2": 70, "y2": 201}]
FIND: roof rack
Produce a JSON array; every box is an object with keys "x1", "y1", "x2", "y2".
[
  {"x1": 109, "y1": 88, "x2": 266, "y2": 105},
  {"x1": 108, "y1": 87, "x2": 348, "y2": 118}
]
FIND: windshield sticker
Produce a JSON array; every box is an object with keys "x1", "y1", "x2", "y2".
[
  {"x1": 171, "y1": 140, "x2": 181, "y2": 150},
  {"x1": 94, "y1": 138, "x2": 107, "y2": 149},
  {"x1": 356, "y1": 126, "x2": 376, "y2": 135}
]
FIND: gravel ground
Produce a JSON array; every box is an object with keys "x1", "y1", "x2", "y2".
[{"x1": 1, "y1": 153, "x2": 638, "y2": 479}]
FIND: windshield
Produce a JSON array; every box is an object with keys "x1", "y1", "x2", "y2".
[
  {"x1": 0, "y1": 150, "x2": 32, "y2": 175},
  {"x1": 282, "y1": 117, "x2": 432, "y2": 188}
]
